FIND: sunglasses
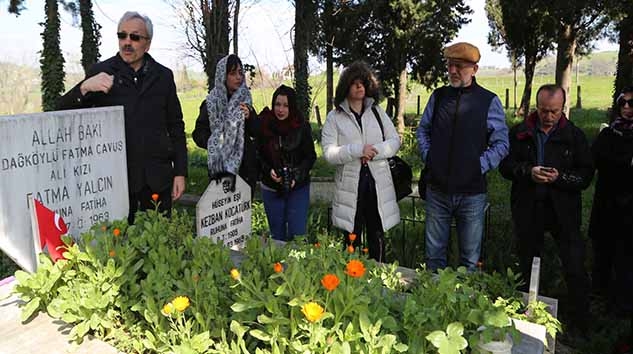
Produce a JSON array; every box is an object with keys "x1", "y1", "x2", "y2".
[
  {"x1": 117, "y1": 32, "x2": 149, "y2": 41},
  {"x1": 618, "y1": 98, "x2": 633, "y2": 107}
]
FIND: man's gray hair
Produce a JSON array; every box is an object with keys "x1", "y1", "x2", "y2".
[{"x1": 118, "y1": 11, "x2": 153, "y2": 40}]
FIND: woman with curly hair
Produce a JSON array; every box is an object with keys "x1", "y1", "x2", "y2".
[
  {"x1": 321, "y1": 61, "x2": 401, "y2": 262},
  {"x1": 253, "y1": 85, "x2": 316, "y2": 241}
]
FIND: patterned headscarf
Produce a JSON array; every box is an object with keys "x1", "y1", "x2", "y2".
[{"x1": 206, "y1": 55, "x2": 252, "y2": 176}]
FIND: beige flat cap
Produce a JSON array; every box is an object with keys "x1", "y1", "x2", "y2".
[{"x1": 444, "y1": 42, "x2": 481, "y2": 63}]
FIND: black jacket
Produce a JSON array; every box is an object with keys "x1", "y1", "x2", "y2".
[
  {"x1": 192, "y1": 100, "x2": 259, "y2": 189},
  {"x1": 251, "y1": 109, "x2": 316, "y2": 192},
  {"x1": 588, "y1": 125, "x2": 633, "y2": 240},
  {"x1": 56, "y1": 53, "x2": 187, "y2": 193},
  {"x1": 499, "y1": 112, "x2": 594, "y2": 235}
]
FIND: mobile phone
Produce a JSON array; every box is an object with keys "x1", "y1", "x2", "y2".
[{"x1": 540, "y1": 167, "x2": 555, "y2": 173}]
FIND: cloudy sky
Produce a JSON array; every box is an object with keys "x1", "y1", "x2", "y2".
[{"x1": 0, "y1": 0, "x2": 617, "y2": 73}]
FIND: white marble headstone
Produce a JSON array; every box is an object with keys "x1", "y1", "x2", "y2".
[
  {"x1": 196, "y1": 176, "x2": 252, "y2": 250},
  {"x1": 0, "y1": 107, "x2": 129, "y2": 272}
]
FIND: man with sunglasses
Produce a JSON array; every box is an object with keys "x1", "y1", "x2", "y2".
[
  {"x1": 416, "y1": 42, "x2": 509, "y2": 272},
  {"x1": 57, "y1": 11, "x2": 187, "y2": 224},
  {"x1": 500, "y1": 84, "x2": 594, "y2": 336}
]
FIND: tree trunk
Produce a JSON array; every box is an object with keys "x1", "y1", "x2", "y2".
[
  {"x1": 519, "y1": 51, "x2": 537, "y2": 119},
  {"x1": 202, "y1": 0, "x2": 230, "y2": 89},
  {"x1": 40, "y1": 0, "x2": 65, "y2": 112},
  {"x1": 79, "y1": 0, "x2": 101, "y2": 75},
  {"x1": 613, "y1": 12, "x2": 633, "y2": 120},
  {"x1": 294, "y1": 0, "x2": 314, "y2": 121},
  {"x1": 555, "y1": 23, "x2": 577, "y2": 118},
  {"x1": 396, "y1": 67, "x2": 407, "y2": 134},
  {"x1": 232, "y1": 0, "x2": 239, "y2": 55}
]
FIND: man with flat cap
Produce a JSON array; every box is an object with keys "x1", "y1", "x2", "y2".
[{"x1": 416, "y1": 42, "x2": 509, "y2": 271}]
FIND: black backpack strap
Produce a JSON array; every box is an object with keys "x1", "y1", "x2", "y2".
[{"x1": 371, "y1": 105, "x2": 386, "y2": 141}]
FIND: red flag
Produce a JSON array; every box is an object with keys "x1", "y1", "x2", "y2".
[{"x1": 33, "y1": 199, "x2": 67, "y2": 261}]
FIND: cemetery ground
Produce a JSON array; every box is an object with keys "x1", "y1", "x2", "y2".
[{"x1": 1, "y1": 73, "x2": 630, "y2": 353}]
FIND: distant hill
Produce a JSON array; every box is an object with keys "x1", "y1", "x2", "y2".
[{"x1": 478, "y1": 51, "x2": 618, "y2": 77}]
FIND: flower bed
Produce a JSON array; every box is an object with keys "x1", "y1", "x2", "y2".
[{"x1": 13, "y1": 209, "x2": 559, "y2": 353}]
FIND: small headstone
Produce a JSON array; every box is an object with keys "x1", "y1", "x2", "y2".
[
  {"x1": 196, "y1": 176, "x2": 252, "y2": 250},
  {"x1": 0, "y1": 107, "x2": 129, "y2": 272}
]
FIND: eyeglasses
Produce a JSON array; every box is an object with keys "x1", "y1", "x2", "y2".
[
  {"x1": 618, "y1": 98, "x2": 633, "y2": 107},
  {"x1": 447, "y1": 61, "x2": 475, "y2": 70},
  {"x1": 117, "y1": 32, "x2": 149, "y2": 41}
]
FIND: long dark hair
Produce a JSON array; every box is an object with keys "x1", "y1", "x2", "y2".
[
  {"x1": 334, "y1": 61, "x2": 381, "y2": 108},
  {"x1": 271, "y1": 84, "x2": 303, "y2": 122},
  {"x1": 226, "y1": 54, "x2": 242, "y2": 75}
]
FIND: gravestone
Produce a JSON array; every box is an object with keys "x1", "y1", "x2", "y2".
[
  {"x1": 0, "y1": 107, "x2": 129, "y2": 272},
  {"x1": 196, "y1": 176, "x2": 252, "y2": 250}
]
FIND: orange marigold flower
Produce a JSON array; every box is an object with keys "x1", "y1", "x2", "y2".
[
  {"x1": 230, "y1": 268, "x2": 240, "y2": 280},
  {"x1": 301, "y1": 302, "x2": 325, "y2": 322},
  {"x1": 192, "y1": 274, "x2": 200, "y2": 282},
  {"x1": 113, "y1": 228, "x2": 121, "y2": 237},
  {"x1": 321, "y1": 274, "x2": 340, "y2": 291},
  {"x1": 273, "y1": 262, "x2": 283, "y2": 273},
  {"x1": 347, "y1": 245, "x2": 355, "y2": 253},
  {"x1": 345, "y1": 259, "x2": 366, "y2": 278},
  {"x1": 314, "y1": 242, "x2": 321, "y2": 248},
  {"x1": 362, "y1": 247, "x2": 369, "y2": 254},
  {"x1": 348, "y1": 233, "x2": 357, "y2": 242},
  {"x1": 151, "y1": 193, "x2": 159, "y2": 202},
  {"x1": 109, "y1": 249, "x2": 116, "y2": 257},
  {"x1": 101, "y1": 225, "x2": 107, "y2": 232}
]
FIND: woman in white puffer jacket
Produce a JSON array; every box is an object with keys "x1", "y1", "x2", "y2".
[{"x1": 321, "y1": 61, "x2": 401, "y2": 262}]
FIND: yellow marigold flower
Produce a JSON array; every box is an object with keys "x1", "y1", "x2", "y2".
[
  {"x1": 345, "y1": 259, "x2": 366, "y2": 278},
  {"x1": 161, "y1": 302, "x2": 174, "y2": 317},
  {"x1": 230, "y1": 268, "x2": 240, "y2": 280},
  {"x1": 273, "y1": 262, "x2": 283, "y2": 273},
  {"x1": 301, "y1": 302, "x2": 325, "y2": 322},
  {"x1": 172, "y1": 296, "x2": 190, "y2": 312},
  {"x1": 321, "y1": 274, "x2": 340, "y2": 291},
  {"x1": 113, "y1": 228, "x2": 121, "y2": 237},
  {"x1": 108, "y1": 249, "x2": 116, "y2": 257}
]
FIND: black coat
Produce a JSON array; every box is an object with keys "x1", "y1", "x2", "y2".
[
  {"x1": 588, "y1": 125, "x2": 633, "y2": 240},
  {"x1": 251, "y1": 109, "x2": 316, "y2": 192},
  {"x1": 192, "y1": 100, "x2": 259, "y2": 189},
  {"x1": 499, "y1": 112, "x2": 594, "y2": 236},
  {"x1": 56, "y1": 53, "x2": 187, "y2": 193}
]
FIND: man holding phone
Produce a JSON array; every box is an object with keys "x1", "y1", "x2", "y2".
[{"x1": 499, "y1": 84, "x2": 594, "y2": 335}]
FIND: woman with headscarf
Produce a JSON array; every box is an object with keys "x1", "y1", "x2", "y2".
[
  {"x1": 251, "y1": 85, "x2": 316, "y2": 241},
  {"x1": 589, "y1": 86, "x2": 633, "y2": 352},
  {"x1": 193, "y1": 54, "x2": 258, "y2": 192},
  {"x1": 321, "y1": 61, "x2": 401, "y2": 262}
]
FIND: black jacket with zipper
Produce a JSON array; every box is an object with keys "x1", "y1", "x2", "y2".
[
  {"x1": 499, "y1": 112, "x2": 594, "y2": 236},
  {"x1": 56, "y1": 53, "x2": 188, "y2": 194}
]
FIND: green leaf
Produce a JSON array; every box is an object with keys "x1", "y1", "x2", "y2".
[
  {"x1": 446, "y1": 322, "x2": 464, "y2": 337},
  {"x1": 21, "y1": 298, "x2": 41, "y2": 322},
  {"x1": 250, "y1": 329, "x2": 272, "y2": 341}
]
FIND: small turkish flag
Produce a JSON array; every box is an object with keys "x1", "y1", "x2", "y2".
[{"x1": 32, "y1": 198, "x2": 67, "y2": 261}]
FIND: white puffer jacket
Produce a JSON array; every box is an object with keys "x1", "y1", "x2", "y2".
[{"x1": 321, "y1": 97, "x2": 401, "y2": 232}]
